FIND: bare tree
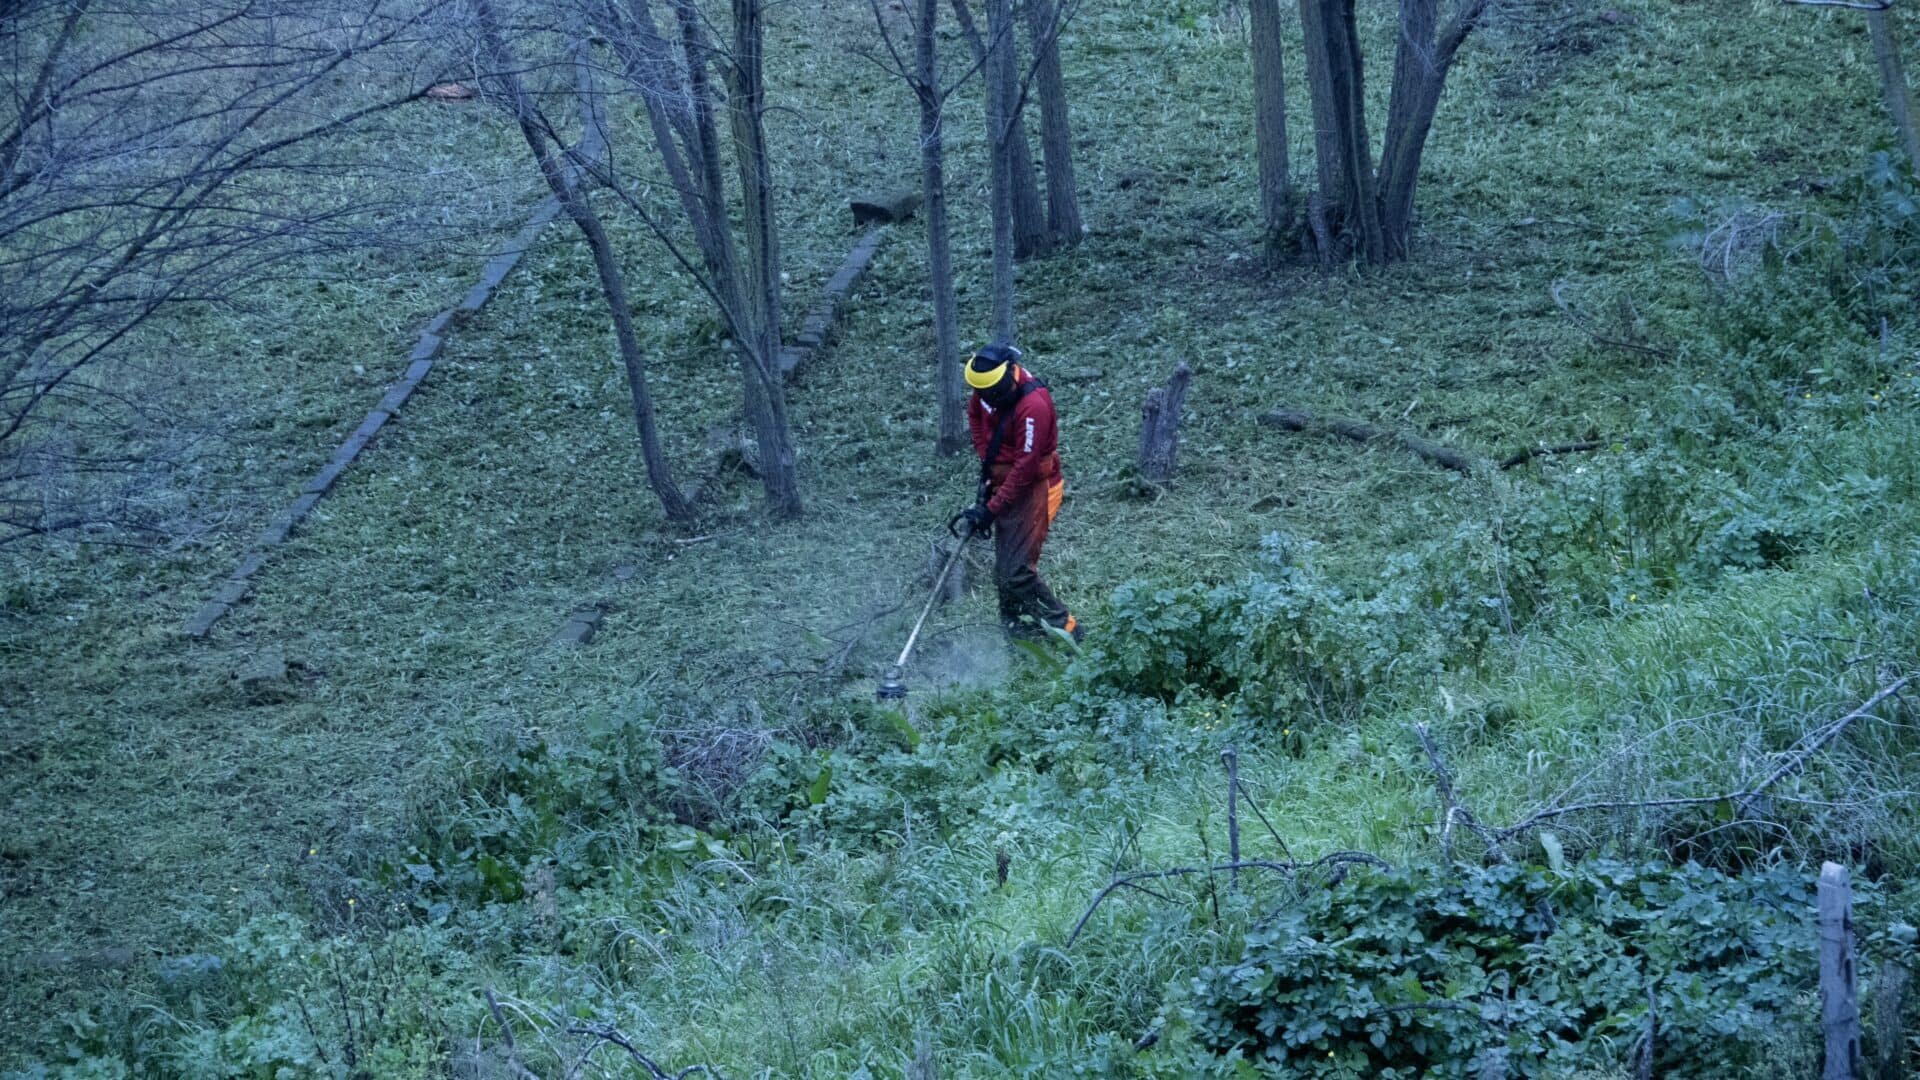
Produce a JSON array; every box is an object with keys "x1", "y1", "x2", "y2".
[
  {"x1": 866, "y1": 0, "x2": 993, "y2": 456},
  {"x1": 1024, "y1": 0, "x2": 1081, "y2": 249},
  {"x1": 1866, "y1": 3, "x2": 1920, "y2": 166},
  {"x1": 473, "y1": 0, "x2": 693, "y2": 522},
  {"x1": 0, "y1": 0, "x2": 458, "y2": 545},
  {"x1": 1249, "y1": 0, "x2": 1294, "y2": 263},
  {"x1": 1298, "y1": 0, "x2": 1488, "y2": 263},
  {"x1": 559, "y1": 0, "x2": 803, "y2": 517},
  {"x1": 720, "y1": 0, "x2": 802, "y2": 518},
  {"x1": 1786, "y1": 0, "x2": 1920, "y2": 166},
  {"x1": 951, "y1": 0, "x2": 1049, "y2": 259},
  {"x1": 984, "y1": 0, "x2": 1019, "y2": 341}
]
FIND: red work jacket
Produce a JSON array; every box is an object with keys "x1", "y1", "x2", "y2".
[{"x1": 968, "y1": 367, "x2": 1062, "y2": 517}]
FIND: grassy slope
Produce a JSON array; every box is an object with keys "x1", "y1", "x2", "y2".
[{"x1": 2, "y1": 0, "x2": 1913, "y2": 1067}]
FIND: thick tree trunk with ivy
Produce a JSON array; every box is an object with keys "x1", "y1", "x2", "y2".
[
  {"x1": 1249, "y1": 0, "x2": 1293, "y2": 264},
  {"x1": 1025, "y1": 0, "x2": 1082, "y2": 249},
  {"x1": 953, "y1": 0, "x2": 1049, "y2": 259},
  {"x1": 915, "y1": 0, "x2": 968, "y2": 455}
]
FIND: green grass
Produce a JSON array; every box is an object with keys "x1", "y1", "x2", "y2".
[{"x1": 4, "y1": 0, "x2": 1920, "y2": 1072}]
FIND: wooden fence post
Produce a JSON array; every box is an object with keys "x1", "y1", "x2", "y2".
[
  {"x1": 1823, "y1": 861, "x2": 1863, "y2": 1080},
  {"x1": 1138, "y1": 361, "x2": 1192, "y2": 483}
]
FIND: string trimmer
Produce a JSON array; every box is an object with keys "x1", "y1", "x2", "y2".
[{"x1": 876, "y1": 518, "x2": 978, "y2": 701}]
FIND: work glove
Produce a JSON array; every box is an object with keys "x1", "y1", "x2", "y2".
[{"x1": 948, "y1": 502, "x2": 994, "y2": 537}]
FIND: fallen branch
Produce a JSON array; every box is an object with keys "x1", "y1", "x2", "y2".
[
  {"x1": 1499, "y1": 440, "x2": 1604, "y2": 470},
  {"x1": 484, "y1": 988, "x2": 542, "y2": 1080},
  {"x1": 1738, "y1": 673, "x2": 1912, "y2": 813},
  {"x1": 1415, "y1": 723, "x2": 1511, "y2": 864},
  {"x1": 1550, "y1": 281, "x2": 1674, "y2": 361},
  {"x1": 1260, "y1": 409, "x2": 1479, "y2": 474},
  {"x1": 1494, "y1": 794, "x2": 1743, "y2": 840},
  {"x1": 1492, "y1": 675, "x2": 1913, "y2": 839},
  {"x1": 567, "y1": 1023, "x2": 724, "y2": 1079},
  {"x1": 1065, "y1": 851, "x2": 1388, "y2": 947}
]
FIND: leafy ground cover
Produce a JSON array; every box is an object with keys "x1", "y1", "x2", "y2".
[{"x1": 5, "y1": 0, "x2": 1920, "y2": 1074}]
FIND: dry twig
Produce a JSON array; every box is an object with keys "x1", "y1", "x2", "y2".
[
  {"x1": 567, "y1": 1022, "x2": 724, "y2": 1080},
  {"x1": 1489, "y1": 675, "x2": 1914, "y2": 841},
  {"x1": 1065, "y1": 852, "x2": 1388, "y2": 947},
  {"x1": 1415, "y1": 723, "x2": 1511, "y2": 864},
  {"x1": 1549, "y1": 281, "x2": 1672, "y2": 360}
]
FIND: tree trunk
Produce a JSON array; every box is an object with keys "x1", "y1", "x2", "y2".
[
  {"x1": 726, "y1": 0, "x2": 802, "y2": 517},
  {"x1": 1299, "y1": 0, "x2": 1382, "y2": 262},
  {"x1": 478, "y1": 1, "x2": 691, "y2": 522},
  {"x1": 476, "y1": 0, "x2": 692, "y2": 523},
  {"x1": 952, "y1": 0, "x2": 1049, "y2": 258},
  {"x1": 1025, "y1": 0, "x2": 1082, "y2": 248},
  {"x1": 917, "y1": 0, "x2": 968, "y2": 456},
  {"x1": 1872, "y1": 955, "x2": 1909, "y2": 1080},
  {"x1": 672, "y1": 0, "x2": 747, "y2": 296},
  {"x1": 594, "y1": 0, "x2": 728, "y2": 275},
  {"x1": 1249, "y1": 0, "x2": 1293, "y2": 264},
  {"x1": 1868, "y1": 6, "x2": 1920, "y2": 169},
  {"x1": 1377, "y1": 0, "x2": 1436, "y2": 261},
  {"x1": 1377, "y1": 0, "x2": 1487, "y2": 259},
  {"x1": 985, "y1": 0, "x2": 1017, "y2": 342}
]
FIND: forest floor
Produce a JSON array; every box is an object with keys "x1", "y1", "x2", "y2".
[{"x1": 5, "y1": 0, "x2": 1919, "y2": 1072}]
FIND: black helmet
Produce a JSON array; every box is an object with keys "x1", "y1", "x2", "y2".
[{"x1": 965, "y1": 342, "x2": 1022, "y2": 395}]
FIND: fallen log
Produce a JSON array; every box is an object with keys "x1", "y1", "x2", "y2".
[
  {"x1": 1499, "y1": 439, "x2": 1604, "y2": 470},
  {"x1": 1259, "y1": 408, "x2": 1479, "y2": 474}
]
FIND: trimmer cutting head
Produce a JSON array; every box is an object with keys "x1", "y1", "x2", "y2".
[{"x1": 876, "y1": 665, "x2": 908, "y2": 701}]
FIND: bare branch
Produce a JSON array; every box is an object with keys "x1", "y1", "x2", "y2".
[
  {"x1": 1065, "y1": 851, "x2": 1389, "y2": 947},
  {"x1": 1490, "y1": 675, "x2": 1915, "y2": 840},
  {"x1": 1415, "y1": 723, "x2": 1511, "y2": 864}
]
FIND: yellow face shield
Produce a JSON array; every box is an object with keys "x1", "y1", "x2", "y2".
[{"x1": 965, "y1": 356, "x2": 1010, "y2": 390}]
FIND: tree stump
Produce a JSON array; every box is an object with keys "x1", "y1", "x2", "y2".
[
  {"x1": 850, "y1": 191, "x2": 922, "y2": 227},
  {"x1": 1138, "y1": 361, "x2": 1192, "y2": 483},
  {"x1": 1822, "y1": 861, "x2": 1863, "y2": 1080}
]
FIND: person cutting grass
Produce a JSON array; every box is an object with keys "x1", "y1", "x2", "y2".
[{"x1": 951, "y1": 342, "x2": 1082, "y2": 643}]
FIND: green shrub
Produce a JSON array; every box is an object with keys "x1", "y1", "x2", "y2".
[
  {"x1": 1188, "y1": 860, "x2": 1833, "y2": 1078},
  {"x1": 1077, "y1": 535, "x2": 1496, "y2": 725},
  {"x1": 391, "y1": 710, "x2": 680, "y2": 909}
]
